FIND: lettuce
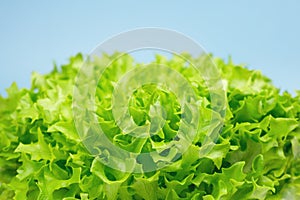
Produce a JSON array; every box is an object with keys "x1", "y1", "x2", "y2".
[{"x1": 0, "y1": 53, "x2": 300, "y2": 199}]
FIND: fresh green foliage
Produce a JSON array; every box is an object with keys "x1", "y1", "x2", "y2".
[{"x1": 1, "y1": 53, "x2": 300, "y2": 199}]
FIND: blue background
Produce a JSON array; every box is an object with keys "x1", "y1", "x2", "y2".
[{"x1": 0, "y1": 1, "x2": 299, "y2": 95}]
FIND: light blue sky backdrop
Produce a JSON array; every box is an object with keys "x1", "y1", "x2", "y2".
[{"x1": 0, "y1": 1, "x2": 299, "y2": 95}]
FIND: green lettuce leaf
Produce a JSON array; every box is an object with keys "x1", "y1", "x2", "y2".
[{"x1": 0, "y1": 53, "x2": 299, "y2": 199}]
